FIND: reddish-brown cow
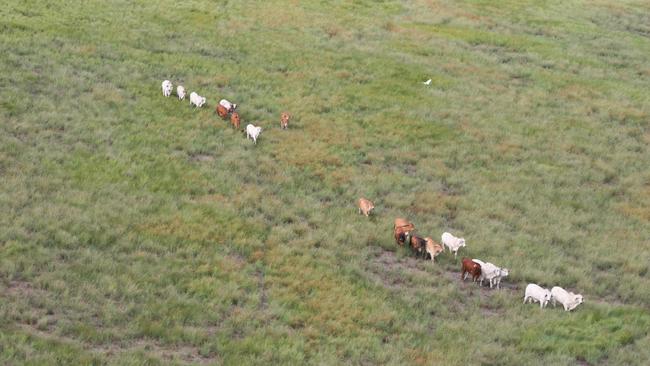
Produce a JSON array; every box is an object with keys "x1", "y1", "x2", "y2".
[
  {"x1": 461, "y1": 258, "x2": 482, "y2": 283},
  {"x1": 216, "y1": 104, "x2": 229, "y2": 119}
]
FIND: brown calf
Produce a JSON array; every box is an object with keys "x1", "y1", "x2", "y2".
[
  {"x1": 280, "y1": 112, "x2": 290, "y2": 129},
  {"x1": 230, "y1": 112, "x2": 240, "y2": 129},
  {"x1": 461, "y1": 258, "x2": 482, "y2": 282}
]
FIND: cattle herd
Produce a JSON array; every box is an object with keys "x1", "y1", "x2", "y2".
[
  {"x1": 161, "y1": 78, "x2": 584, "y2": 312},
  {"x1": 161, "y1": 79, "x2": 289, "y2": 144},
  {"x1": 358, "y1": 198, "x2": 585, "y2": 312}
]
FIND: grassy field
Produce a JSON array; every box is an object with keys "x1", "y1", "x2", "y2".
[{"x1": 1, "y1": 0, "x2": 649, "y2": 364}]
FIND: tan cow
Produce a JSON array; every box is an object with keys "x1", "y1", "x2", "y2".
[
  {"x1": 424, "y1": 237, "x2": 444, "y2": 262},
  {"x1": 357, "y1": 198, "x2": 374, "y2": 217}
]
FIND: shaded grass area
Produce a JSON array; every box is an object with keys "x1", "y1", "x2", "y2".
[{"x1": 1, "y1": 0, "x2": 649, "y2": 364}]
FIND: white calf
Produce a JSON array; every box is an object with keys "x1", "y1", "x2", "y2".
[
  {"x1": 219, "y1": 99, "x2": 237, "y2": 112},
  {"x1": 177, "y1": 85, "x2": 186, "y2": 100},
  {"x1": 189, "y1": 92, "x2": 206, "y2": 108},
  {"x1": 162, "y1": 80, "x2": 173, "y2": 97},
  {"x1": 550, "y1": 286, "x2": 584, "y2": 311},
  {"x1": 246, "y1": 124, "x2": 262, "y2": 144},
  {"x1": 441, "y1": 232, "x2": 466, "y2": 259},
  {"x1": 472, "y1": 259, "x2": 509, "y2": 289},
  {"x1": 524, "y1": 284, "x2": 552, "y2": 308}
]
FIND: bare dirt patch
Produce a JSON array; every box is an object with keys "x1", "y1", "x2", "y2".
[
  {"x1": 5, "y1": 280, "x2": 42, "y2": 297},
  {"x1": 190, "y1": 153, "x2": 215, "y2": 162},
  {"x1": 363, "y1": 249, "x2": 520, "y2": 316},
  {"x1": 364, "y1": 249, "x2": 432, "y2": 291}
]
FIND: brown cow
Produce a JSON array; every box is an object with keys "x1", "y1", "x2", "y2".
[
  {"x1": 216, "y1": 104, "x2": 229, "y2": 119},
  {"x1": 393, "y1": 218, "x2": 415, "y2": 246},
  {"x1": 461, "y1": 258, "x2": 482, "y2": 283},
  {"x1": 424, "y1": 237, "x2": 444, "y2": 262},
  {"x1": 409, "y1": 235, "x2": 427, "y2": 258},
  {"x1": 357, "y1": 198, "x2": 374, "y2": 217},
  {"x1": 230, "y1": 112, "x2": 240, "y2": 129},
  {"x1": 280, "y1": 112, "x2": 290, "y2": 129},
  {"x1": 394, "y1": 230, "x2": 408, "y2": 247}
]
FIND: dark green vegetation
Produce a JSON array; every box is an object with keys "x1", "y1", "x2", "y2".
[{"x1": 1, "y1": 0, "x2": 649, "y2": 364}]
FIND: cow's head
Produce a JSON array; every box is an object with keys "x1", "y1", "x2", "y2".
[
  {"x1": 459, "y1": 238, "x2": 466, "y2": 247},
  {"x1": 231, "y1": 103, "x2": 237, "y2": 111},
  {"x1": 564, "y1": 292, "x2": 583, "y2": 310},
  {"x1": 500, "y1": 268, "x2": 509, "y2": 277},
  {"x1": 573, "y1": 294, "x2": 584, "y2": 304}
]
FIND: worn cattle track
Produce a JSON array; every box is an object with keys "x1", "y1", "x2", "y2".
[
  {"x1": 363, "y1": 248, "x2": 639, "y2": 315},
  {"x1": 364, "y1": 249, "x2": 517, "y2": 304}
]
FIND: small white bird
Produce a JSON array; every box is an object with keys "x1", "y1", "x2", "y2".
[{"x1": 423, "y1": 79, "x2": 432, "y2": 85}]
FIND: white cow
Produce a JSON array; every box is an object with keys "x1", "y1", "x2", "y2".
[
  {"x1": 524, "y1": 284, "x2": 552, "y2": 308},
  {"x1": 550, "y1": 286, "x2": 584, "y2": 311},
  {"x1": 162, "y1": 80, "x2": 173, "y2": 97},
  {"x1": 219, "y1": 99, "x2": 237, "y2": 112},
  {"x1": 472, "y1": 259, "x2": 509, "y2": 289},
  {"x1": 441, "y1": 232, "x2": 465, "y2": 259},
  {"x1": 177, "y1": 85, "x2": 186, "y2": 100},
  {"x1": 189, "y1": 92, "x2": 206, "y2": 108},
  {"x1": 246, "y1": 124, "x2": 262, "y2": 144}
]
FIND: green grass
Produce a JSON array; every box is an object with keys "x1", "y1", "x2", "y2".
[{"x1": 1, "y1": 0, "x2": 649, "y2": 365}]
